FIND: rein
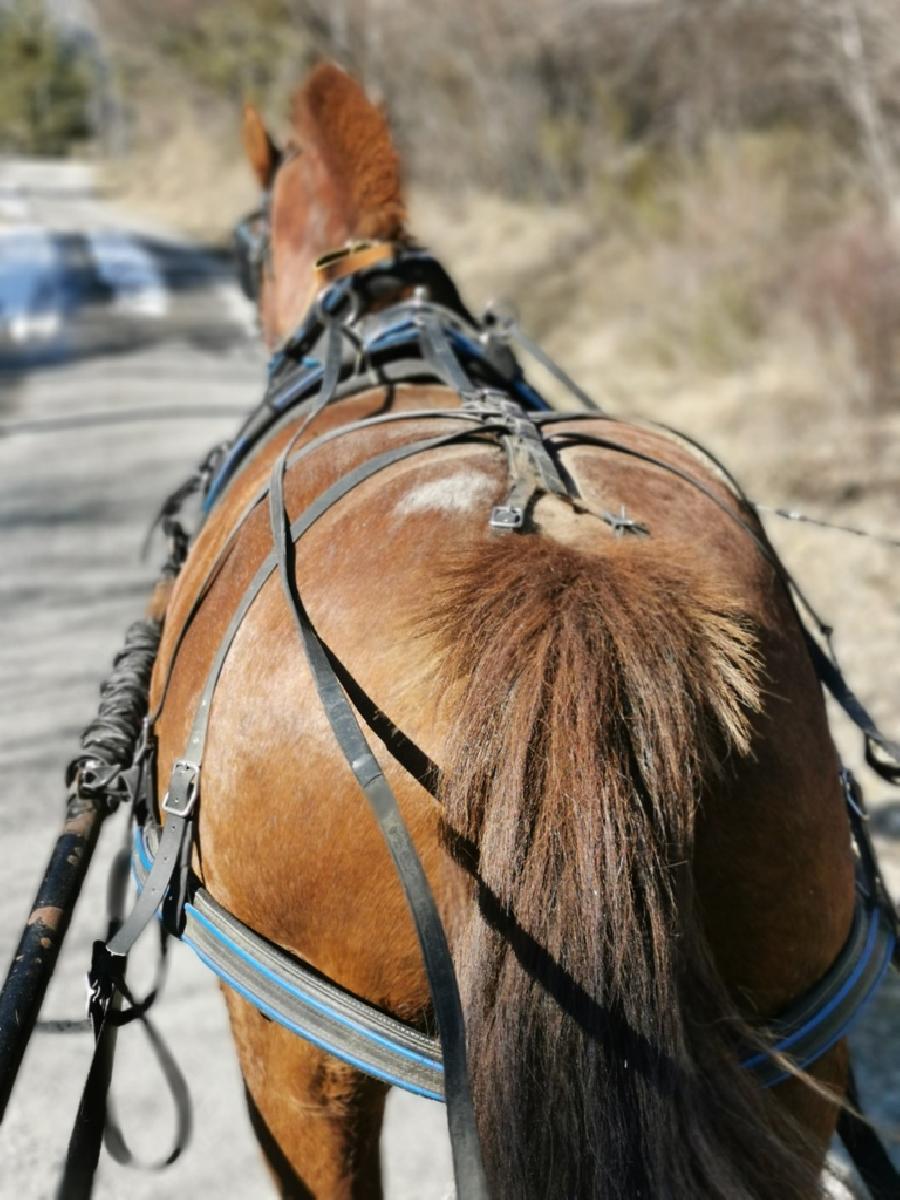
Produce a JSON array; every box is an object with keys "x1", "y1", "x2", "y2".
[{"x1": 52, "y1": 243, "x2": 900, "y2": 1199}]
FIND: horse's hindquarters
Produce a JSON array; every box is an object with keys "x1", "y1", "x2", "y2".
[{"x1": 152, "y1": 408, "x2": 855, "y2": 1199}]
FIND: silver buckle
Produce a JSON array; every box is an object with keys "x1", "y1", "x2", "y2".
[
  {"x1": 162, "y1": 759, "x2": 199, "y2": 818},
  {"x1": 490, "y1": 505, "x2": 524, "y2": 531}
]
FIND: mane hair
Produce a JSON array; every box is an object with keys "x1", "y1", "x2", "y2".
[
  {"x1": 291, "y1": 62, "x2": 406, "y2": 241},
  {"x1": 423, "y1": 531, "x2": 823, "y2": 1199}
]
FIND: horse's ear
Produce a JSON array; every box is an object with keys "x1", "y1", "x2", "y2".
[
  {"x1": 292, "y1": 63, "x2": 406, "y2": 241},
  {"x1": 242, "y1": 103, "x2": 280, "y2": 189}
]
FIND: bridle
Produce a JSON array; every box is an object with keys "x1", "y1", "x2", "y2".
[{"x1": 233, "y1": 191, "x2": 271, "y2": 303}]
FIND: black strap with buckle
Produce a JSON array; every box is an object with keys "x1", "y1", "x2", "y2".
[
  {"x1": 58, "y1": 819, "x2": 192, "y2": 1199},
  {"x1": 105, "y1": 758, "x2": 198, "y2": 958},
  {"x1": 269, "y1": 437, "x2": 490, "y2": 1200}
]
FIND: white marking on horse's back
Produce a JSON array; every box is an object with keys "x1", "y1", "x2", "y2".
[{"x1": 395, "y1": 470, "x2": 495, "y2": 517}]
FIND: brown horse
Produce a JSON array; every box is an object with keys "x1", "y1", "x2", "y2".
[{"x1": 150, "y1": 64, "x2": 855, "y2": 1198}]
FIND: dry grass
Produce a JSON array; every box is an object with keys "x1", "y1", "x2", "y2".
[{"x1": 103, "y1": 102, "x2": 257, "y2": 242}]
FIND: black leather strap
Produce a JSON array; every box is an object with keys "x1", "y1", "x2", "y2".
[
  {"x1": 320, "y1": 641, "x2": 441, "y2": 796},
  {"x1": 106, "y1": 806, "x2": 192, "y2": 955},
  {"x1": 58, "y1": 823, "x2": 191, "y2": 1198},
  {"x1": 268, "y1": 442, "x2": 489, "y2": 1200},
  {"x1": 416, "y1": 308, "x2": 482, "y2": 401},
  {"x1": 807, "y1": 639, "x2": 900, "y2": 783},
  {"x1": 102, "y1": 1003, "x2": 193, "y2": 1172},
  {"x1": 501, "y1": 315, "x2": 603, "y2": 411}
]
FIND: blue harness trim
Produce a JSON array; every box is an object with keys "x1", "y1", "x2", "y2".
[
  {"x1": 131, "y1": 822, "x2": 894, "y2": 1098},
  {"x1": 201, "y1": 294, "x2": 550, "y2": 515},
  {"x1": 739, "y1": 901, "x2": 894, "y2": 1087},
  {"x1": 185, "y1": 901, "x2": 442, "y2": 1076},
  {"x1": 182, "y1": 912, "x2": 443, "y2": 1101}
]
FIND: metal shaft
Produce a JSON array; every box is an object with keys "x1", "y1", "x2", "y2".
[{"x1": 0, "y1": 793, "x2": 107, "y2": 1120}]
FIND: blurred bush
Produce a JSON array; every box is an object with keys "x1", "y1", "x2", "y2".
[
  {"x1": 154, "y1": 0, "x2": 309, "y2": 107},
  {"x1": 92, "y1": 1, "x2": 900, "y2": 207},
  {"x1": 793, "y1": 214, "x2": 900, "y2": 409},
  {"x1": 91, "y1": 0, "x2": 900, "y2": 406},
  {"x1": 366, "y1": 0, "x2": 899, "y2": 223},
  {"x1": 0, "y1": 0, "x2": 93, "y2": 156}
]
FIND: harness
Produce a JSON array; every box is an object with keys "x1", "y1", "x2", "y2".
[{"x1": 67, "y1": 244, "x2": 900, "y2": 1198}]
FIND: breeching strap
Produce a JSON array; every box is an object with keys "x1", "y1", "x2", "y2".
[{"x1": 268, "y1": 438, "x2": 489, "y2": 1200}]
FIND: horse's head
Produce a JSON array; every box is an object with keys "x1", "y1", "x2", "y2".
[{"x1": 237, "y1": 63, "x2": 407, "y2": 346}]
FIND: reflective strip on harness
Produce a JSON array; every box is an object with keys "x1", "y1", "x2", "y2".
[
  {"x1": 132, "y1": 824, "x2": 894, "y2": 1097},
  {"x1": 201, "y1": 313, "x2": 551, "y2": 513},
  {"x1": 132, "y1": 826, "x2": 444, "y2": 1099},
  {"x1": 740, "y1": 899, "x2": 895, "y2": 1087}
]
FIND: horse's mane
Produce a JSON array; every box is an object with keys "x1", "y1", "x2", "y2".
[{"x1": 290, "y1": 63, "x2": 406, "y2": 241}]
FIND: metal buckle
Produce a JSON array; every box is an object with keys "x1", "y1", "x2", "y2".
[
  {"x1": 490, "y1": 505, "x2": 524, "y2": 531},
  {"x1": 602, "y1": 506, "x2": 649, "y2": 537},
  {"x1": 75, "y1": 757, "x2": 116, "y2": 796},
  {"x1": 463, "y1": 390, "x2": 520, "y2": 421},
  {"x1": 315, "y1": 278, "x2": 361, "y2": 326},
  {"x1": 162, "y1": 759, "x2": 199, "y2": 818}
]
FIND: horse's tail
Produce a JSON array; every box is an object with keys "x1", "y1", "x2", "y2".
[{"x1": 424, "y1": 506, "x2": 820, "y2": 1200}]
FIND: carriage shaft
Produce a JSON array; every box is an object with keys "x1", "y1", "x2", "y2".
[{"x1": 0, "y1": 796, "x2": 106, "y2": 1120}]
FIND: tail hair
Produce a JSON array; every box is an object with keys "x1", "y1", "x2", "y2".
[{"x1": 422, "y1": 529, "x2": 823, "y2": 1199}]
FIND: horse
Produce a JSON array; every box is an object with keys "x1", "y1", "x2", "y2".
[{"x1": 147, "y1": 63, "x2": 860, "y2": 1199}]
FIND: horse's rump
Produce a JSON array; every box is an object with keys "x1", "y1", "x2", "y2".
[{"x1": 150, "y1": 386, "x2": 853, "y2": 1198}]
